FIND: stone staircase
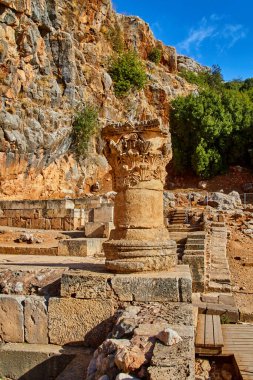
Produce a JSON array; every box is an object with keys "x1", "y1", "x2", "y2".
[
  {"x1": 205, "y1": 222, "x2": 231, "y2": 293},
  {"x1": 167, "y1": 209, "x2": 205, "y2": 268},
  {"x1": 168, "y1": 209, "x2": 188, "y2": 225},
  {"x1": 182, "y1": 232, "x2": 206, "y2": 292}
]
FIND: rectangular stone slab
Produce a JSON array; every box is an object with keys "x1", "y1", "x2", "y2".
[
  {"x1": 48, "y1": 298, "x2": 115, "y2": 347},
  {"x1": 58, "y1": 238, "x2": 106, "y2": 257},
  {"x1": 61, "y1": 270, "x2": 109, "y2": 299},
  {"x1": 60, "y1": 266, "x2": 192, "y2": 303},
  {"x1": 0, "y1": 343, "x2": 92, "y2": 380},
  {"x1": 0, "y1": 295, "x2": 25, "y2": 343}
]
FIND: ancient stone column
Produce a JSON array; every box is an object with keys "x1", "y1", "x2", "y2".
[{"x1": 102, "y1": 119, "x2": 176, "y2": 273}]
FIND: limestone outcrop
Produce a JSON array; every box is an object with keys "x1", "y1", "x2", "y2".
[{"x1": 0, "y1": 0, "x2": 198, "y2": 199}]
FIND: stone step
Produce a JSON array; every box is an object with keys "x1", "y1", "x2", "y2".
[
  {"x1": 185, "y1": 244, "x2": 205, "y2": 250},
  {"x1": 186, "y1": 238, "x2": 205, "y2": 243},
  {"x1": 211, "y1": 222, "x2": 226, "y2": 227},
  {"x1": 168, "y1": 227, "x2": 189, "y2": 232},
  {"x1": 208, "y1": 281, "x2": 232, "y2": 293},
  {"x1": 0, "y1": 343, "x2": 93, "y2": 380},
  {"x1": 0, "y1": 244, "x2": 58, "y2": 256},
  {"x1": 209, "y1": 273, "x2": 231, "y2": 284},
  {"x1": 187, "y1": 232, "x2": 206, "y2": 238},
  {"x1": 210, "y1": 264, "x2": 229, "y2": 270},
  {"x1": 183, "y1": 250, "x2": 205, "y2": 256}
]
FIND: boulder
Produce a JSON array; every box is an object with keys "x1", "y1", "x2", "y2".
[
  {"x1": 156, "y1": 327, "x2": 182, "y2": 346},
  {"x1": 204, "y1": 191, "x2": 242, "y2": 210}
]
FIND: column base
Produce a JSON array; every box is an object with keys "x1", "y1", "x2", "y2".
[{"x1": 103, "y1": 239, "x2": 177, "y2": 273}]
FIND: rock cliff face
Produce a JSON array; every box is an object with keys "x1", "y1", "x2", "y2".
[{"x1": 0, "y1": 0, "x2": 197, "y2": 199}]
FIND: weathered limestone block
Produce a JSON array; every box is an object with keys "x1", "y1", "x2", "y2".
[
  {"x1": 182, "y1": 255, "x2": 205, "y2": 292},
  {"x1": 46, "y1": 199, "x2": 75, "y2": 210},
  {"x1": 48, "y1": 298, "x2": 115, "y2": 347},
  {"x1": 111, "y1": 267, "x2": 192, "y2": 302},
  {"x1": 102, "y1": 120, "x2": 176, "y2": 273},
  {"x1": 24, "y1": 296, "x2": 48, "y2": 344},
  {"x1": 0, "y1": 200, "x2": 46, "y2": 210},
  {"x1": 93, "y1": 205, "x2": 114, "y2": 223},
  {"x1": 51, "y1": 218, "x2": 63, "y2": 230},
  {"x1": 60, "y1": 266, "x2": 192, "y2": 303},
  {"x1": 85, "y1": 222, "x2": 114, "y2": 238},
  {"x1": 0, "y1": 343, "x2": 92, "y2": 380},
  {"x1": 0, "y1": 295, "x2": 24, "y2": 343},
  {"x1": 58, "y1": 238, "x2": 105, "y2": 257},
  {"x1": 149, "y1": 327, "x2": 195, "y2": 380},
  {"x1": 148, "y1": 363, "x2": 195, "y2": 380},
  {"x1": 61, "y1": 271, "x2": 108, "y2": 300}
]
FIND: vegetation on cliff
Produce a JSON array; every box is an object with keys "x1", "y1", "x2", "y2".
[
  {"x1": 148, "y1": 47, "x2": 162, "y2": 64},
  {"x1": 108, "y1": 51, "x2": 147, "y2": 97},
  {"x1": 72, "y1": 105, "x2": 99, "y2": 157},
  {"x1": 170, "y1": 68, "x2": 253, "y2": 178}
]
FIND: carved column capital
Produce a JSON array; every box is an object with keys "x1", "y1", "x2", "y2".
[{"x1": 102, "y1": 119, "x2": 171, "y2": 192}]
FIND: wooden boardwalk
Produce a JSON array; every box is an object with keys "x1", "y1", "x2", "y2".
[
  {"x1": 222, "y1": 324, "x2": 253, "y2": 379},
  {"x1": 195, "y1": 314, "x2": 224, "y2": 355}
]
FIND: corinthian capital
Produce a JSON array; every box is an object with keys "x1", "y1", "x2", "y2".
[{"x1": 102, "y1": 119, "x2": 171, "y2": 192}]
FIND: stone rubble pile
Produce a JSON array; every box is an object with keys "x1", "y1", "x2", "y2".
[
  {"x1": 241, "y1": 219, "x2": 253, "y2": 237},
  {"x1": 14, "y1": 232, "x2": 43, "y2": 244},
  {"x1": 204, "y1": 191, "x2": 242, "y2": 211},
  {"x1": 86, "y1": 303, "x2": 194, "y2": 380},
  {"x1": 195, "y1": 359, "x2": 211, "y2": 380},
  {"x1": 164, "y1": 191, "x2": 243, "y2": 212}
]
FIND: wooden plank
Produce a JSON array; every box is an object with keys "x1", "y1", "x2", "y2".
[
  {"x1": 195, "y1": 314, "x2": 205, "y2": 347},
  {"x1": 195, "y1": 346, "x2": 222, "y2": 355},
  {"x1": 204, "y1": 314, "x2": 215, "y2": 348},
  {"x1": 221, "y1": 324, "x2": 253, "y2": 379},
  {"x1": 213, "y1": 315, "x2": 224, "y2": 347}
]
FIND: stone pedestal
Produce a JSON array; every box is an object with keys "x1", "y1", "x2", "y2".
[{"x1": 102, "y1": 120, "x2": 176, "y2": 273}]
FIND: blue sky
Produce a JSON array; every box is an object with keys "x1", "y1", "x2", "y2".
[{"x1": 112, "y1": 0, "x2": 253, "y2": 81}]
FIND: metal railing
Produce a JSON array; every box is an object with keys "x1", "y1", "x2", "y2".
[{"x1": 240, "y1": 193, "x2": 253, "y2": 206}]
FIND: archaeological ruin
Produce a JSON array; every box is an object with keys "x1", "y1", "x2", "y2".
[
  {"x1": 1, "y1": 118, "x2": 251, "y2": 380},
  {"x1": 0, "y1": 0, "x2": 253, "y2": 379}
]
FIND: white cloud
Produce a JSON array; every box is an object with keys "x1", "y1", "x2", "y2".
[
  {"x1": 178, "y1": 25, "x2": 215, "y2": 53},
  {"x1": 222, "y1": 24, "x2": 247, "y2": 48},
  {"x1": 177, "y1": 15, "x2": 248, "y2": 55},
  {"x1": 151, "y1": 21, "x2": 163, "y2": 37}
]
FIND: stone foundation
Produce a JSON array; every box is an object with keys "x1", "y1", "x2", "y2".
[{"x1": 0, "y1": 264, "x2": 192, "y2": 347}]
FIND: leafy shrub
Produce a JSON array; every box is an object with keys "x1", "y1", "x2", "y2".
[
  {"x1": 148, "y1": 47, "x2": 162, "y2": 64},
  {"x1": 108, "y1": 51, "x2": 147, "y2": 97},
  {"x1": 72, "y1": 104, "x2": 99, "y2": 157}
]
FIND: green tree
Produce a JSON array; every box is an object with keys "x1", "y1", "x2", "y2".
[
  {"x1": 179, "y1": 64, "x2": 223, "y2": 91},
  {"x1": 170, "y1": 88, "x2": 253, "y2": 178}
]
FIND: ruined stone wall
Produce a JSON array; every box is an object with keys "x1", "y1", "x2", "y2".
[
  {"x1": 0, "y1": 0, "x2": 197, "y2": 199},
  {"x1": 0, "y1": 266, "x2": 192, "y2": 346},
  {"x1": 0, "y1": 196, "x2": 113, "y2": 230}
]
